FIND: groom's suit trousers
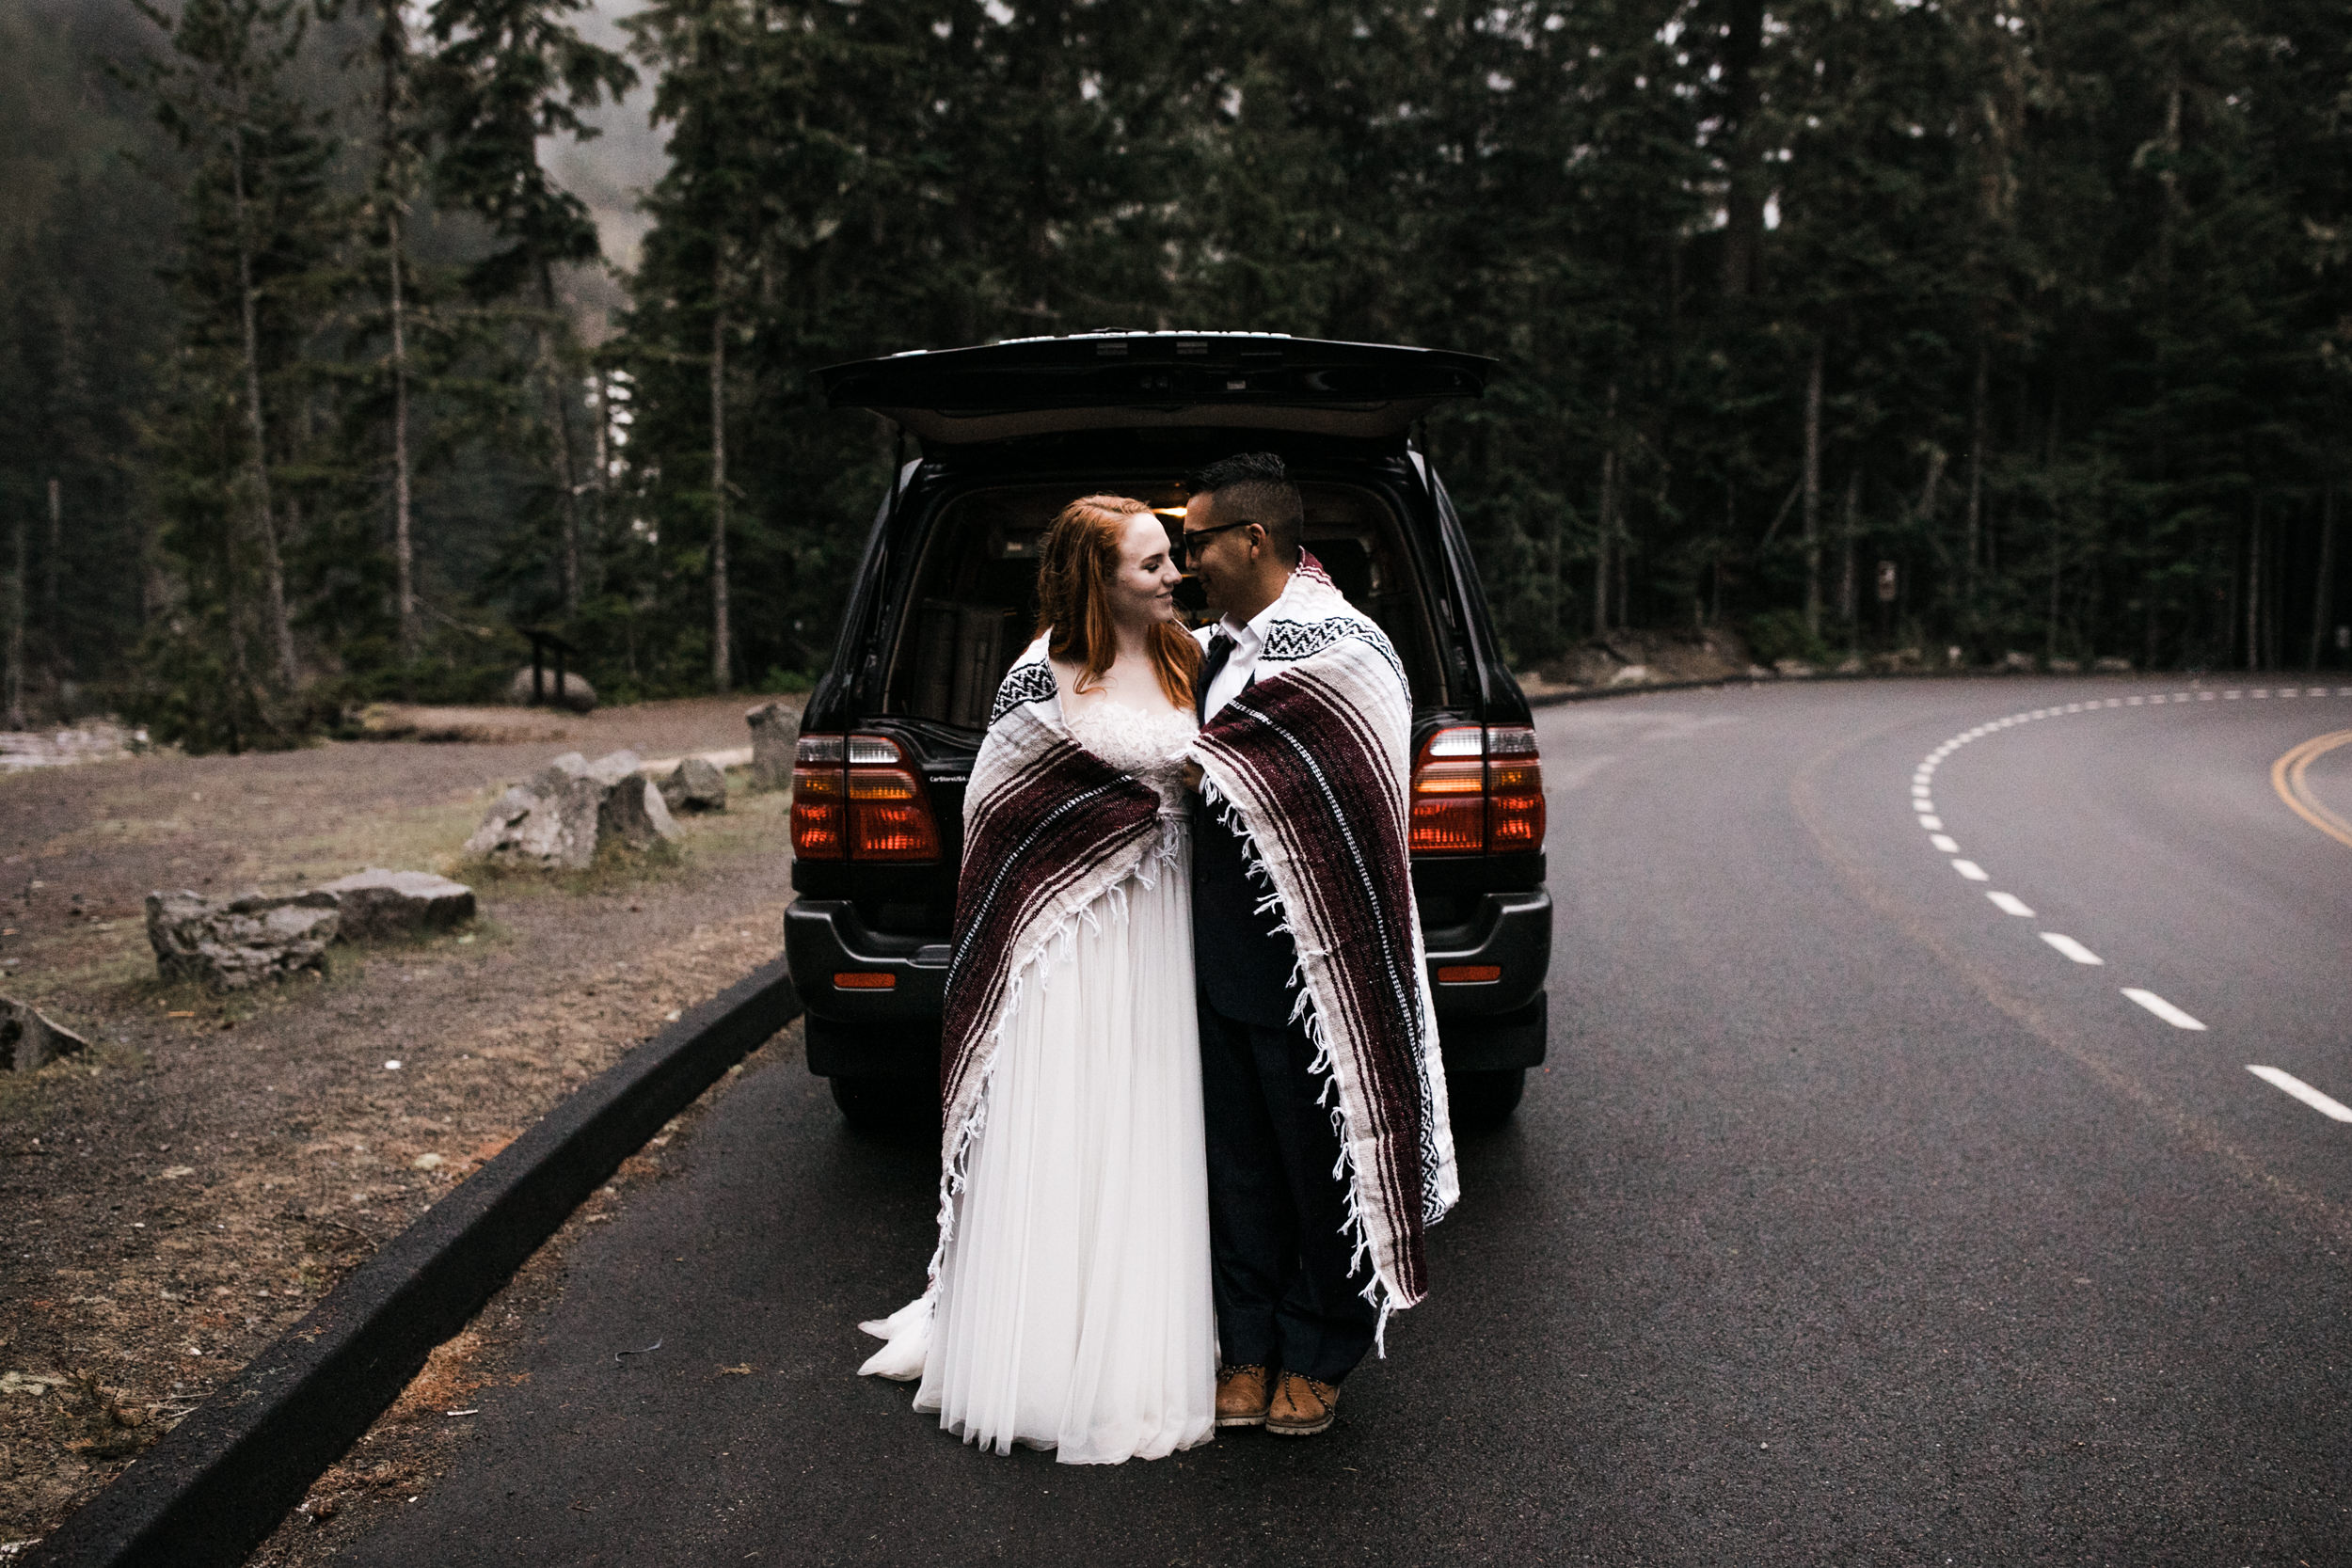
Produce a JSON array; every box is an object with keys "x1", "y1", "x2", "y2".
[
  {"x1": 1191, "y1": 785, "x2": 1378, "y2": 1385},
  {"x1": 1195, "y1": 999, "x2": 1381, "y2": 1384}
]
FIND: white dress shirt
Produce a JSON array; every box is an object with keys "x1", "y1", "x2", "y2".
[{"x1": 1200, "y1": 577, "x2": 1294, "y2": 722}]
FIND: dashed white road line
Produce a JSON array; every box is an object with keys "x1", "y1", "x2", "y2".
[
  {"x1": 2040, "y1": 932, "x2": 2105, "y2": 965},
  {"x1": 1912, "y1": 682, "x2": 2352, "y2": 1122},
  {"x1": 2247, "y1": 1066, "x2": 2352, "y2": 1121},
  {"x1": 2123, "y1": 989, "x2": 2206, "y2": 1031}
]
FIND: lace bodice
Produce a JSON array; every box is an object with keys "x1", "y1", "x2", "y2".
[{"x1": 1064, "y1": 699, "x2": 1197, "y2": 803}]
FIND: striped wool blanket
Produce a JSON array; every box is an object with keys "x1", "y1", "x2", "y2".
[
  {"x1": 1191, "y1": 555, "x2": 1459, "y2": 1321},
  {"x1": 931, "y1": 636, "x2": 1172, "y2": 1267}
]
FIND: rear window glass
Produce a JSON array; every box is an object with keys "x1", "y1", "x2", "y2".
[{"x1": 881, "y1": 482, "x2": 1449, "y2": 726}]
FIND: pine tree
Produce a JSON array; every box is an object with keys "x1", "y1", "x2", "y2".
[
  {"x1": 124, "y1": 0, "x2": 339, "y2": 747},
  {"x1": 422, "y1": 0, "x2": 634, "y2": 625},
  {"x1": 356, "y1": 0, "x2": 426, "y2": 670}
]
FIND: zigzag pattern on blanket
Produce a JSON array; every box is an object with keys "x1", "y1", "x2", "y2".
[
  {"x1": 1193, "y1": 599, "x2": 1457, "y2": 1314},
  {"x1": 940, "y1": 722, "x2": 1161, "y2": 1119}
]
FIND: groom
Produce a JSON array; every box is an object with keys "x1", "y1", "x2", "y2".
[{"x1": 1183, "y1": 451, "x2": 1456, "y2": 1439}]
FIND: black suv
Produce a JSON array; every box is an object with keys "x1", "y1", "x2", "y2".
[{"x1": 784, "y1": 333, "x2": 1551, "y2": 1129}]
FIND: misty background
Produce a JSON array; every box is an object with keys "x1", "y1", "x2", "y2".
[{"x1": 3, "y1": 0, "x2": 2349, "y2": 751}]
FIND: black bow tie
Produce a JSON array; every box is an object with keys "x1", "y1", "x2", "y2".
[{"x1": 1198, "y1": 630, "x2": 1237, "y2": 721}]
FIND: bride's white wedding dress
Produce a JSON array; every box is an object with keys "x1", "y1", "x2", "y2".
[{"x1": 858, "y1": 696, "x2": 1216, "y2": 1464}]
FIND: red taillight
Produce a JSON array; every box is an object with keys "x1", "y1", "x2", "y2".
[
  {"x1": 1485, "y1": 724, "x2": 1547, "y2": 850},
  {"x1": 793, "y1": 733, "x2": 943, "y2": 863},
  {"x1": 1408, "y1": 725, "x2": 1486, "y2": 853},
  {"x1": 791, "y1": 735, "x2": 847, "y2": 860},
  {"x1": 1407, "y1": 724, "x2": 1545, "y2": 856}
]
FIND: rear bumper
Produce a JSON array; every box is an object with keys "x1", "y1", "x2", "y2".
[
  {"x1": 785, "y1": 885, "x2": 1551, "y2": 1076},
  {"x1": 1422, "y1": 887, "x2": 1549, "y2": 1071},
  {"x1": 784, "y1": 900, "x2": 946, "y2": 1079},
  {"x1": 1423, "y1": 889, "x2": 1549, "y2": 1018}
]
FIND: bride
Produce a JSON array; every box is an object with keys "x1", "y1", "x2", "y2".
[{"x1": 857, "y1": 493, "x2": 1215, "y2": 1464}]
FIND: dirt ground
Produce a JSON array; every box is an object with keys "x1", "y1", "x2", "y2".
[{"x1": 0, "y1": 695, "x2": 807, "y2": 1556}]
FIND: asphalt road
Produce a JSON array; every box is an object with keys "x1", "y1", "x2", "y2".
[{"x1": 336, "y1": 676, "x2": 2352, "y2": 1566}]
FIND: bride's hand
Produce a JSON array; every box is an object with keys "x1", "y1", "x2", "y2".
[{"x1": 1182, "y1": 759, "x2": 1203, "y2": 792}]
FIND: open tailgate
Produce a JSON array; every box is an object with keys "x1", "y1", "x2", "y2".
[{"x1": 819, "y1": 332, "x2": 1491, "y2": 444}]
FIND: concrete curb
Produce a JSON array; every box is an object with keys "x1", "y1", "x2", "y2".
[
  {"x1": 1524, "y1": 673, "x2": 1775, "y2": 705},
  {"x1": 1519, "y1": 667, "x2": 2169, "y2": 707},
  {"x1": 24, "y1": 958, "x2": 803, "y2": 1568}
]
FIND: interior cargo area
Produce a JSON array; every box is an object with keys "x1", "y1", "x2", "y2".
[{"x1": 882, "y1": 481, "x2": 1451, "y2": 725}]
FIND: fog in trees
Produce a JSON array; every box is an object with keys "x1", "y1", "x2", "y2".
[{"x1": 5, "y1": 0, "x2": 2349, "y2": 748}]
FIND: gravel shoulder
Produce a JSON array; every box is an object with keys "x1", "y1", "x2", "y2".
[{"x1": 0, "y1": 695, "x2": 803, "y2": 1552}]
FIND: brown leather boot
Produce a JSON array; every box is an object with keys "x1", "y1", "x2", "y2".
[
  {"x1": 1265, "y1": 1371, "x2": 1339, "y2": 1436},
  {"x1": 1216, "y1": 1364, "x2": 1272, "y2": 1428}
]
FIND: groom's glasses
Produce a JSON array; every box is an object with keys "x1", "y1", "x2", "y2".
[{"x1": 1175, "y1": 519, "x2": 1256, "y2": 562}]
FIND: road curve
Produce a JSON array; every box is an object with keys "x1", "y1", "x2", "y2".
[{"x1": 332, "y1": 676, "x2": 2352, "y2": 1567}]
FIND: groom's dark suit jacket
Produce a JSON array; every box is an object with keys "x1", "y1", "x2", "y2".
[{"x1": 1192, "y1": 665, "x2": 1300, "y2": 1029}]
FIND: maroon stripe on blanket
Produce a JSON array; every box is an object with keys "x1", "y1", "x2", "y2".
[
  {"x1": 1199, "y1": 672, "x2": 1430, "y2": 1301},
  {"x1": 940, "y1": 741, "x2": 1160, "y2": 1107}
]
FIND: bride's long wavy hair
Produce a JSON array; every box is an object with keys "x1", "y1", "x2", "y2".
[{"x1": 1033, "y1": 495, "x2": 1200, "y2": 709}]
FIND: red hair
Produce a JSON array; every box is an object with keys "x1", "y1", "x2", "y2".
[{"x1": 1034, "y1": 495, "x2": 1200, "y2": 709}]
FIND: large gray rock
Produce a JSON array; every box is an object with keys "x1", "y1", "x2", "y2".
[
  {"x1": 2, "y1": 997, "x2": 89, "y2": 1071},
  {"x1": 317, "y1": 868, "x2": 477, "y2": 941},
  {"x1": 508, "y1": 666, "x2": 597, "y2": 713},
  {"x1": 659, "y1": 755, "x2": 728, "y2": 814},
  {"x1": 590, "y1": 752, "x2": 683, "y2": 851},
  {"x1": 145, "y1": 890, "x2": 341, "y2": 990},
  {"x1": 745, "y1": 702, "x2": 797, "y2": 789},
  {"x1": 463, "y1": 749, "x2": 681, "y2": 871}
]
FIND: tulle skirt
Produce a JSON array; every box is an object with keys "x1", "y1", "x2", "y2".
[{"x1": 858, "y1": 844, "x2": 1216, "y2": 1464}]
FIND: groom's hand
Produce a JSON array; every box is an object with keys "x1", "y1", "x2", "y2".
[{"x1": 1182, "y1": 760, "x2": 1203, "y2": 793}]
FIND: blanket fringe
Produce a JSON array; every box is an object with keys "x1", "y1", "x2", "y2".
[
  {"x1": 927, "y1": 819, "x2": 1184, "y2": 1290},
  {"x1": 1209, "y1": 790, "x2": 1401, "y2": 1352}
]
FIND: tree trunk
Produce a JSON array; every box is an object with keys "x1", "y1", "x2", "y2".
[
  {"x1": 1803, "y1": 344, "x2": 1822, "y2": 638},
  {"x1": 537, "y1": 263, "x2": 584, "y2": 621},
  {"x1": 373, "y1": 0, "x2": 419, "y2": 675},
  {"x1": 1839, "y1": 467, "x2": 1860, "y2": 639},
  {"x1": 2258, "y1": 510, "x2": 2277, "y2": 667},
  {"x1": 2245, "y1": 501, "x2": 2261, "y2": 672},
  {"x1": 2046, "y1": 535, "x2": 2062, "y2": 660},
  {"x1": 230, "y1": 119, "x2": 297, "y2": 691},
  {"x1": 1713, "y1": 481, "x2": 1732, "y2": 627},
  {"x1": 1963, "y1": 340, "x2": 1988, "y2": 607},
  {"x1": 1593, "y1": 385, "x2": 1618, "y2": 639},
  {"x1": 587, "y1": 371, "x2": 609, "y2": 559},
  {"x1": 710, "y1": 292, "x2": 732, "y2": 694},
  {"x1": 1591, "y1": 461, "x2": 1613, "y2": 639},
  {"x1": 2156, "y1": 83, "x2": 2183, "y2": 280},
  {"x1": 2312, "y1": 483, "x2": 2336, "y2": 671},
  {"x1": 2044, "y1": 387, "x2": 2061, "y2": 661},
  {"x1": 7, "y1": 505, "x2": 24, "y2": 729},
  {"x1": 45, "y1": 476, "x2": 66, "y2": 680},
  {"x1": 389, "y1": 210, "x2": 417, "y2": 673},
  {"x1": 1548, "y1": 478, "x2": 1566, "y2": 641},
  {"x1": 1916, "y1": 447, "x2": 1946, "y2": 529},
  {"x1": 1617, "y1": 505, "x2": 1631, "y2": 630},
  {"x1": 1717, "y1": 0, "x2": 1765, "y2": 299},
  {"x1": 223, "y1": 520, "x2": 250, "y2": 753}
]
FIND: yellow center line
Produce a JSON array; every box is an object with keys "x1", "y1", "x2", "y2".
[{"x1": 2271, "y1": 729, "x2": 2352, "y2": 850}]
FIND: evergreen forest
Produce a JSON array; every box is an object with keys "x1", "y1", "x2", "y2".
[{"x1": 6, "y1": 0, "x2": 2352, "y2": 749}]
